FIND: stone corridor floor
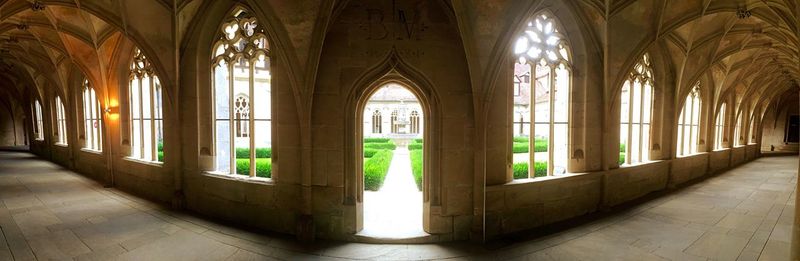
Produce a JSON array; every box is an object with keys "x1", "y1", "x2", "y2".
[
  {"x1": 0, "y1": 150, "x2": 795, "y2": 260},
  {"x1": 361, "y1": 146, "x2": 426, "y2": 239}
]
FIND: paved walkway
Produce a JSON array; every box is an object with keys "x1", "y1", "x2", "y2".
[
  {"x1": 362, "y1": 146, "x2": 426, "y2": 239},
  {"x1": 0, "y1": 150, "x2": 794, "y2": 260}
]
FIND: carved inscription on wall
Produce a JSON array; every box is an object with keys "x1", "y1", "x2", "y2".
[{"x1": 358, "y1": 1, "x2": 430, "y2": 41}]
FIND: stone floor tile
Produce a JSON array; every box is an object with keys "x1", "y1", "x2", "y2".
[
  {"x1": 757, "y1": 239, "x2": 790, "y2": 261},
  {"x1": 226, "y1": 249, "x2": 278, "y2": 261},
  {"x1": 116, "y1": 230, "x2": 239, "y2": 261},
  {"x1": 716, "y1": 213, "x2": 763, "y2": 232},
  {"x1": 684, "y1": 232, "x2": 749, "y2": 261},
  {"x1": 26, "y1": 229, "x2": 92, "y2": 259},
  {"x1": 0, "y1": 151, "x2": 795, "y2": 260}
]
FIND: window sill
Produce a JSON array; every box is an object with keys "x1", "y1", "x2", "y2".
[
  {"x1": 676, "y1": 152, "x2": 707, "y2": 158},
  {"x1": 123, "y1": 157, "x2": 163, "y2": 167},
  {"x1": 619, "y1": 160, "x2": 661, "y2": 168},
  {"x1": 80, "y1": 148, "x2": 102, "y2": 155},
  {"x1": 504, "y1": 171, "x2": 590, "y2": 186},
  {"x1": 202, "y1": 171, "x2": 273, "y2": 185},
  {"x1": 54, "y1": 143, "x2": 68, "y2": 148},
  {"x1": 33, "y1": 138, "x2": 44, "y2": 142}
]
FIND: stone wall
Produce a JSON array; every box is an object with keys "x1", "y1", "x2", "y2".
[
  {"x1": 484, "y1": 145, "x2": 761, "y2": 238},
  {"x1": 16, "y1": 0, "x2": 787, "y2": 244}
]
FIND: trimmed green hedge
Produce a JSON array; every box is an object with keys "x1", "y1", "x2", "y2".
[
  {"x1": 512, "y1": 162, "x2": 548, "y2": 179},
  {"x1": 364, "y1": 150, "x2": 393, "y2": 191},
  {"x1": 413, "y1": 138, "x2": 423, "y2": 144},
  {"x1": 157, "y1": 142, "x2": 164, "y2": 162},
  {"x1": 619, "y1": 153, "x2": 625, "y2": 165},
  {"x1": 619, "y1": 143, "x2": 626, "y2": 152},
  {"x1": 364, "y1": 148, "x2": 380, "y2": 158},
  {"x1": 410, "y1": 149, "x2": 423, "y2": 191},
  {"x1": 364, "y1": 141, "x2": 396, "y2": 150},
  {"x1": 235, "y1": 158, "x2": 272, "y2": 178},
  {"x1": 235, "y1": 148, "x2": 272, "y2": 159},
  {"x1": 364, "y1": 138, "x2": 391, "y2": 143},
  {"x1": 408, "y1": 143, "x2": 423, "y2": 150},
  {"x1": 511, "y1": 138, "x2": 548, "y2": 153}
]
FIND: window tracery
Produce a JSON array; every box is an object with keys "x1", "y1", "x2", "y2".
[
  {"x1": 82, "y1": 80, "x2": 102, "y2": 151},
  {"x1": 715, "y1": 103, "x2": 726, "y2": 150},
  {"x1": 129, "y1": 48, "x2": 164, "y2": 162},
  {"x1": 54, "y1": 96, "x2": 67, "y2": 145},
  {"x1": 213, "y1": 7, "x2": 272, "y2": 178},
  {"x1": 677, "y1": 84, "x2": 701, "y2": 156},
  {"x1": 512, "y1": 13, "x2": 571, "y2": 178},
  {"x1": 619, "y1": 54, "x2": 654, "y2": 165}
]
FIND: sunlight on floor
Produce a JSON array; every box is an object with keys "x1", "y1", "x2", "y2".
[{"x1": 361, "y1": 146, "x2": 427, "y2": 238}]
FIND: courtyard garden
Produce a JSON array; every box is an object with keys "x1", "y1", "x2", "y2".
[{"x1": 363, "y1": 138, "x2": 396, "y2": 191}]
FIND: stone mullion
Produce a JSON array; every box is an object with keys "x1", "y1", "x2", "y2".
[
  {"x1": 248, "y1": 60, "x2": 256, "y2": 178},
  {"x1": 228, "y1": 61, "x2": 236, "y2": 175},
  {"x1": 548, "y1": 65, "x2": 555, "y2": 176}
]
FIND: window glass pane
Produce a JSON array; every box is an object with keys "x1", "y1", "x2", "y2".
[
  {"x1": 142, "y1": 76, "x2": 152, "y2": 119},
  {"x1": 132, "y1": 119, "x2": 142, "y2": 158},
  {"x1": 631, "y1": 80, "x2": 641, "y2": 125},
  {"x1": 643, "y1": 83, "x2": 652, "y2": 124},
  {"x1": 677, "y1": 104, "x2": 686, "y2": 156},
  {"x1": 641, "y1": 125, "x2": 650, "y2": 161},
  {"x1": 143, "y1": 120, "x2": 153, "y2": 160},
  {"x1": 534, "y1": 123, "x2": 549, "y2": 176},
  {"x1": 131, "y1": 78, "x2": 141, "y2": 120},
  {"x1": 631, "y1": 123, "x2": 640, "y2": 163},
  {"x1": 215, "y1": 120, "x2": 231, "y2": 173},
  {"x1": 154, "y1": 79, "x2": 164, "y2": 162},
  {"x1": 254, "y1": 56, "x2": 272, "y2": 153},
  {"x1": 214, "y1": 61, "x2": 230, "y2": 120},
  {"x1": 553, "y1": 65, "x2": 569, "y2": 123},
  {"x1": 233, "y1": 58, "x2": 250, "y2": 175}
]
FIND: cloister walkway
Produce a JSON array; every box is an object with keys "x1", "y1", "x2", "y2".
[{"x1": 0, "y1": 149, "x2": 794, "y2": 260}]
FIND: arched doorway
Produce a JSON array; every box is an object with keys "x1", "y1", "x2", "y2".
[{"x1": 359, "y1": 83, "x2": 426, "y2": 238}]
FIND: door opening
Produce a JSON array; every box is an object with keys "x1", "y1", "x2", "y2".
[{"x1": 359, "y1": 83, "x2": 426, "y2": 238}]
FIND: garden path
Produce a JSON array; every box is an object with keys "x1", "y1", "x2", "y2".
[{"x1": 361, "y1": 145, "x2": 426, "y2": 239}]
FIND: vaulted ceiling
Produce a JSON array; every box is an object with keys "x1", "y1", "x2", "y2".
[{"x1": 0, "y1": 0, "x2": 797, "y2": 120}]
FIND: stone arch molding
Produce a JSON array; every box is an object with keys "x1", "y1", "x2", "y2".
[{"x1": 343, "y1": 47, "x2": 443, "y2": 234}]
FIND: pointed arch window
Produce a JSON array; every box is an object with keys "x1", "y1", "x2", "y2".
[
  {"x1": 391, "y1": 111, "x2": 398, "y2": 133},
  {"x1": 33, "y1": 100, "x2": 44, "y2": 140},
  {"x1": 619, "y1": 54, "x2": 654, "y2": 165},
  {"x1": 212, "y1": 7, "x2": 272, "y2": 178},
  {"x1": 748, "y1": 113, "x2": 757, "y2": 144},
  {"x1": 82, "y1": 80, "x2": 103, "y2": 151},
  {"x1": 372, "y1": 110, "x2": 382, "y2": 134},
  {"x1": 410, "y1": 110, "x2": 420, "y2": 134},
  {"x1": 715, "y1": 103, "x2": 726, "y2": 150},
  {"x1": 677, "y1": 84, "x2": 701, "y2": 156},
  {"x1": 512, "y1": 12, "x2": 571, "y2": 178},
  {"x1": 129, "y1": 48, "x2": 165, "y2": 162},
  {"x1": 54, "y1": 96, "x2": 68, "y2": 146},
  {"x1": 734, "y1": 111, "x2": 744, "y2": 147}
]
